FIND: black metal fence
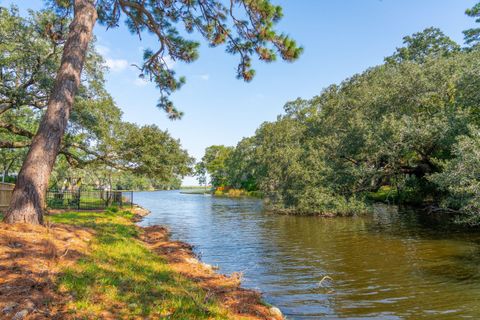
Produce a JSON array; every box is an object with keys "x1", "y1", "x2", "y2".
[{"x1": 46, "y1": 190, "x2": 134, "y2": 210}]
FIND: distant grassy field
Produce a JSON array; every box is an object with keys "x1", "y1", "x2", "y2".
[
  {"x1": 180, "y1": 186, "x2": 211, "y2": 195},
  {"x1": 180, "y1": 189, "x2": 210, "y2": 195},
  {"x1": 180, "y1": 186, "x2": 211, "y2": 189}
]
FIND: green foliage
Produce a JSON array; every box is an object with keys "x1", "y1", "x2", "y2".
[
  {"x1": 194, "y1": 161, "x2": 207, "y2": 187},
  {"x1": 50, "y1": 0, "x2": 302, "y2": 118},
  {"x1": 429, "y1": 127, "x2": 480, "y2": 226},
  {"x1": 367, "y1": 185, "x2": 425, "y2": 205},
  {"x1": 294, "y1": 187, "x2": 368, "y2": 216},
  {"x1": 106, "y1": 205, "x2": 119, "y2": 213},
  {"x1": 0, "y1": 7, "x2": 193, "y2": 191},
  {"x1": 200, "y1": 28, "x2": 480, "y2": 222},
  {"x1": 117, "y1": 124, "x2": 193, "y2": 179},
  {"x1": 0, "y1": 7, "x2": 65, "y2": 171},
  {"x1": 197, "y1": 145, "x2": 234, "y2": 187},
  {"x1": 464, "y1": 1, "x2": 480, "y2": 47},
  {"x1": 385, "y1": 27, "x2": 460, "y2": 63},
  {"x1": 48, "y1": 210, "x2": 228, "y2": 319},
  {"x1": 225, "y1": 137, "x2": 259, "y2": 191},
  {"x1": 47, "y1": 197, "x2": 65, "y2": 209},
  {"x1": 212, "y1": 187, "x2": 263, "y2": 198}
]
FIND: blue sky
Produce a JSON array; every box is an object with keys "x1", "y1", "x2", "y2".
[{"x1": 2, "y1": 0, "x2": 478, "y2": 185}]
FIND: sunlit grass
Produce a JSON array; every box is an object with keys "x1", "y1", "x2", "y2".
[
  {"x1": 48, "y1": 209, "x2": 228, "y2": 319},
  {"x1": 367, "y1": 185, "x2": 425, "y2": 205},
  {"x1": 367, "y1": 185, "x2": 398, "y2": 202}
]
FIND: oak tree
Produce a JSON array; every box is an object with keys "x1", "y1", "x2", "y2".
[{"x1": 4, "y1": 0, "x2": 301, "y2": 224}]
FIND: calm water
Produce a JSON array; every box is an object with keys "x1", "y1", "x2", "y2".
[{"x1": 136, "y1": 191, "x2": 480, "y2": 319}]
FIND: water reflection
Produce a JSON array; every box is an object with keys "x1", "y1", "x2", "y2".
[{"x1": 136, "y1": 191, "x2": 480, "y2": 319}]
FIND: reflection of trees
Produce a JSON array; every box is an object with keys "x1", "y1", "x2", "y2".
[
  {"x1": 253, "y1": 207, "x2": 480, "y2": 316},
  {"x1": 255, "y1": 206, "x2": 479, "y2": 318},
  {"x1": 141, "y1": 193, "x2": 480, "y2": 318}
]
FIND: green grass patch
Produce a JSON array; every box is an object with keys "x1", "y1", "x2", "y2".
[
  {"x1": 48, "y1": 209, "x2": 228, "y2": 319},
  {"x1": 47, "y1": 196, "x2": 109, "y2": 209},
  {"x1": 367, "y1": 185, "x2": 425, "y2": 205},
  {"x1": 367, "y1": 185, "x2": 399, "y2": 202}
]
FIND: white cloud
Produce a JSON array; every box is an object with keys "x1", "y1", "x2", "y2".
[
  {"x1": 105, "y1": 58, "x2": 129, "y2": 72},
  {"x1": 199, "y1": 74, "x2": 210, "y2": 81},
  {"x1": 96, "y1": 44, "x2": 110, "y2": 56},
  {"x1": 163, "y1": 56, "x2": 176, "y2": 69},
  {"x1": 95, "y1": 44, "x2": 129, "y2": 72},
  {"x1": 133, "y1": 78, "x2": 149, "y2": 87}
]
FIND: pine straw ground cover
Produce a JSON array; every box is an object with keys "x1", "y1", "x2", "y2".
[{"x1": 0, "y1": 209, "x2": 281, "y2": 320}]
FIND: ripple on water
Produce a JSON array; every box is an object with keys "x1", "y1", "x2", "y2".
[{"x1": 136, "y1": 191, "x2": 480, "y2": 319}]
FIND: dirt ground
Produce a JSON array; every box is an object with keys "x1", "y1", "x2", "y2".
[{"x1": 0, "y1": 222, "x2": 94, "y2": 319}]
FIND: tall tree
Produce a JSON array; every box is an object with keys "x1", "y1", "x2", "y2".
[
  {"x1": 199, "y1": 145, "x2": 234, "y2": 187},
  {"x1": 385, "y1": 27, "x2": 460, "y2": 64},
  {"x1": 0, "y1": 7, "x2": 193, "y2": 203},
  {"x1": 4, "y1": 0, "x2": 301, "y2": 224},
  {"x1": 194, "y1": 161, "x2": 208, "y2": 189},
  {"x1": 4, "y1": 1, "x2": 97, "y2": 224},
  {"x1": 464, "y1": 1, "x2": 480, "y2": 47}
]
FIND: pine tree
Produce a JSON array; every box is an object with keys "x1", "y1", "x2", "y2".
[
  {"x1": 464, "y1": 1, "x2": 480, "y2": 46},
  {"x1": 4, "y1": 0, "x2": 302, "y2": 224}
]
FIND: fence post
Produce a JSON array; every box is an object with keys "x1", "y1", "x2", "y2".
[
  {"x1": 131, "y1": 191, "x2": 133, "y2": 208},
  {"x1": 78, "y1": 190, "x2": 81, "y2": 210}
]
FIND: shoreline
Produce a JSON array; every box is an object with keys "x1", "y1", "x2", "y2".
[
  {"x1": 131, "y1": 205, "x2": 284, "y2": 319},
  {"x1": 0, "y1": 206, "x2": 282, "y2": 319}
]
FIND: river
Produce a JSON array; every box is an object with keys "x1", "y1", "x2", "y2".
[{"x1": 135, "y1": 190, "x2": 480, "y2": 319}]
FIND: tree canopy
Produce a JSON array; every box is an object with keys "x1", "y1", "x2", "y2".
[
  {"x1": 464, "y1": 1, "x2": 480, "y2": 46},
  {"x1": 2, "y1": 0, "x2": 301, "y2": 224},
  {"x1": 196, "y1": 145, "x2": 234, "y2": 188},
  {"x1": 385, "y1": 27, "x2": 460, "y2": 63},
  {"x1": 0, "y1": 7, "x2": 192, "y2": 191},
  {"x1": 200, "y1": 24, "x2": 480, "y2": 223}
]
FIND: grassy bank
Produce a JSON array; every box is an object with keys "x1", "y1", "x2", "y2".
[
  {"x1": 49, "y1": 209, "x2": 228, "y2": 319},
  {"x1": 180, "y1": 187, "x2": 263, "y2": 198},
  {"x1": 0, "y1": 208, "x2": 281, "y2": 319},
  {"x1": 211, "y1": 188, "x2": 263, "y2": 199}
]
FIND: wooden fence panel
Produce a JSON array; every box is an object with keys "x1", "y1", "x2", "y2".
[{"x1": 0, "y1": 183, "x2": 14, "y2": 210}]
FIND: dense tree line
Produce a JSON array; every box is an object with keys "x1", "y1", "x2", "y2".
[{"x1": 198, "y1": 3, "x2": 480, "y2": 225}]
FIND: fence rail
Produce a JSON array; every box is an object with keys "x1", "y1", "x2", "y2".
[{"x1": 46, "y1": 190, "x2": 134, "y2": 210}]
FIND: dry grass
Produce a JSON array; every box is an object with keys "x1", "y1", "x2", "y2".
[{"x1": 0, "y1": 220, "x2": 94, "y2": 319}]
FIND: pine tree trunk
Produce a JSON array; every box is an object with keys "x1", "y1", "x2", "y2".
[{"x1": 3, "y1": 0, "x2": 97, "y2": 224}]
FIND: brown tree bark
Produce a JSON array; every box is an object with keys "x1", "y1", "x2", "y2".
[{"x1": 3, "y1": 0, "x2": 97, "y2": 224}]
